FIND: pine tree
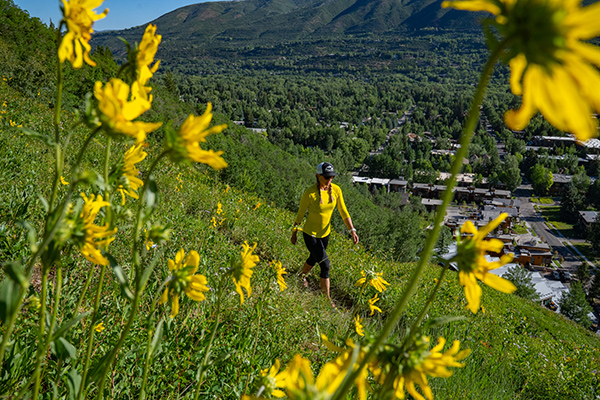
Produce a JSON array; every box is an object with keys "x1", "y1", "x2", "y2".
[
  {"x1": 559, "y1": 282, "x2": 593, "y2": 328},
  {"x1": 504, "y1": 265, "x2": 539, "y2": 301}
]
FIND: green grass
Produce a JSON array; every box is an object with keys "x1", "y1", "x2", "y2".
[
  {"x1": 1, "y1": 75, "x2": 600, "y2": 400},
  {"x1": 539, "y1": 206, "x2": 577, "y2": 238},
  {"x1": 513, "y1": 222, "x2": 528, "y2": 235},
  {"x1": 569, "y1": 242, "x2": 600, "y2": 263}
]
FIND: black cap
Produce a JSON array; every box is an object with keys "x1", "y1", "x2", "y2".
[{"x1": 316, "y1": 162, "x2": 338, "y2": 178}]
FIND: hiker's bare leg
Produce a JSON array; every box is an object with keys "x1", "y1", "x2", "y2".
[
  {"x1": 320, "y1": 277, "x2": 331, "y2": 301},
  {"x1": 300, "y1": 263, "x2": 313, "y2": 287},
  {"x1": 301, "y1": 262, "x2": 313, "y2": 276}
]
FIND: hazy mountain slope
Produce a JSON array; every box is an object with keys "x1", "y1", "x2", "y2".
[{"x1": 92, "y1": 0, "x2": 474, "y2": 52}]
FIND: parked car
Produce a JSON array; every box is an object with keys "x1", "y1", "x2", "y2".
[
  {"x1": 551, "y1": 270, "x2": 561, "y2": 280},
  {"x1": 562, "y1": 271, "x2": 572, "y2": 281}
]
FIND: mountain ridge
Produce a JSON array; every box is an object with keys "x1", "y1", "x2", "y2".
[{"x1": 91, "y1": 0, "x2": 481, "y2": 56}]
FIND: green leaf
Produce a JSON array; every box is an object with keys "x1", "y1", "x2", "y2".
[
  {"x1": 18, "y1": 127, "x2": 55, "y2": 147},
  {"x1": 3, "y1": 260, "x2": 27, "y2": 288},
  {"x1": 52, "y1": 337, "x2": 77, "y2": 360},
  {"x1": 105, "y1": 253, "x2": 134, "y2": 301},
  {"x1": 0, "y1": 278, "x2": 21, "y2": 325},
  {"x1": 66, "y1": 368, "x2": 82, "y2": 400},
  {"x1": 143, "y1": 175, "x2": 158, "y2": 222},
  {"x1": 149, "y1": 318, "x2": 164, "y2": 359},
  {"x1": 139, "y1": 251, "x2": 161, "y2": 292},
  {"x1": 51, "y1": 311, "x2": 92, "y2": 341}
]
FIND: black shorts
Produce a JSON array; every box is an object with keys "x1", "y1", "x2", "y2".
[{"x1": 303, "y1": 233, "x2": 330, "y2": 279}]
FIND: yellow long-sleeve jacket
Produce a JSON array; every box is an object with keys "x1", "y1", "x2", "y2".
[{"x1": 294, "y1": 183, "x2": 350, "y2": 238}]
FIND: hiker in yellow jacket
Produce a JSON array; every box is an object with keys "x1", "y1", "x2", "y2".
[{"x1": 291, "y1": 162, "x2": 359, "y2": 305}]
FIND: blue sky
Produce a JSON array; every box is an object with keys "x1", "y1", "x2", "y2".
[{"x1": 13, "y1": 0, "x2": 222, "y2": 31}]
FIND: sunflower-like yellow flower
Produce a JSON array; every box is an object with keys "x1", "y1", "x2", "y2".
[
  {"x1": 94, "y1": 78, "x2": 162, "y2": 143},
  {"x1": 275, "y1": 349, "x2": 366, "y2": 400},
  {"x1": 368, "y1": 294, "x2": 382, "y2": 316},
  {"x1": 355, "y1": 270, "x2": 390, "y2": 293},
  {"x1": 393, "y1": 337, "x2": 470, "y2": 400},
  {"x1": 76, "y1": 193, "x2": 117, "y2": 266},
  {"x1": 136, "y1": 24, "x2": 161, "y2": 87},
  {"x1": 369, "y1": 336, "x2": 470, "y2": 400},
  {"x1": 117, "y1": 144, "x2": 147, "y2": 205},
  {"x1": 172, "y1": 103, "x2": 228, "y2": 169},
  {"x1": 442, "y1": 0, "x2": 600, "y2": 141},
  {"x1": 217, "y1": 202, "x2": 223, "y2": 215},
  {"x1": 354, "y1": 315, "x2": 365, "y2": 337},
  {"x1": 231, "y1": 241, "x2": 259, "y2": 304},
  {"x1": 452, "y1": 213, "x2": 516, "y2": 313},
  {"x1": 258, "y1": 359, "x2": 286, "y2": 398},
  {"x1": 159, "y1": 249, "x2": 209, "y2": 318},
  {"x1": 271, "y1": 260, "x2": 288, "y2": 292},
  {"x1": 58, "y1": 0, "x2": 108, "y2": 68},
  {"x1": 320, "y1": 335, "x2": 370, "y2": 400}
]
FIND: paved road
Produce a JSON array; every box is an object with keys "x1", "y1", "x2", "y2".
[{"x1": 514, "y1": 187, "x2": 580, "y2": 275}]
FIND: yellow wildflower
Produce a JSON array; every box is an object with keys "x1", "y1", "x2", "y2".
[
  {"x1": 259, "y1": 359, "x2": 286, "y2": 398},
  {"x1": 60, "y1": 176, "x2": 69, "y2": 185},
  {"x1": 442, "y1": 0, "x2": 600, "y2": 141},
  {"x1": 320, "y1": 335, "x2": 370, "y2": 400},
  {"x1": 452, "y1": 213, "x2": 516, "y2": 313},
  {"x1": 76, "y1": 193, "x2": 117, "y2": 266},
  {"x1": 275, "y1": 352, "x2": 356, "y2": 399},
  {"x1": 231, "y1": 241, "x2": 259, "y2": 304},
  {"x1": 94, "y1": 78, "x2": 162, "y2": 143},
  {"x1": 370, "y1": 336, "x2": 470, "y2": 400},
  {"x1": 94, "y1": 322, "x2": 105, "y2": 332},
  {"x1": 271, "y1": 260, "x2": 288, "y2": 292},
  {"x1": 368, "y1": 294, "x2": 382, "y2": 316},
  {"x1": 117, "y1": 144, "x2": 147, "y2": 205},
  {"x1": 253, "y1": 201, "x2": 261, "y2": 210},
  {"x1": 145, "y1": 239, "x2": 155, "y2": 250},
  {"x1": 217, "y1": 202, "x2": 223, "y2": 215},
  {"x1": 135, "y1": 24, "x2": 161, "y2": 87},
  {"x1": 355, "y1": 270, "x2": 390, "y2": 293},
  {"x1": 58, "y1": 0, "x2": 108, "y2": 68},
  {"x1": 211, "y1": 217, "x2": 217, "y2": 228},
  {"x1": 160, "y1": 249, "x2": 209, "y2": 318},
  {"x1": 171, "y1": 103, "x2": 228, "y2": 169},
  {"x1": 354, "y1": 315, "x2": 365, "y2": 337}
]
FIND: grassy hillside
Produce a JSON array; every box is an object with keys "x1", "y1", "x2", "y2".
[{"x1": 1, "y1": 74, "x2": 599, "y2": 399}]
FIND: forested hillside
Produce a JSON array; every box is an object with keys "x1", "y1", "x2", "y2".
[{"x1": 1, "y1": 0, "x2": 600, "y2": 399}]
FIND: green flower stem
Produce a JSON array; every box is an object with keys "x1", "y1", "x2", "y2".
[
  {"x1": 76, "y1": 264, "x2": 107, "y2": 400},
  {"x1": 138, "y1": 280, "x2": 168, "y2": 400},
  {"x1": 193, "y1": 279, "x2": 225, "y2": 400},
  {"x1": 30, "y1": 266, "x2": 62, "y2": 399},
  {"x1": 94, "y1": 150, "x2": 170, "y2": 400},
  {"x1": 77, "y1": 135, "x2": 114, "y2": 400},
  {"x1": 330, "y1": 39, "x2": 509, "y2": 400},
  {"x1": 400, "y1": 262, "x2": 450, "y2": 351},
  {"x1": 48, "y1": 30, "x2": 64, "y2": 213},
  {"x1": 74, "y1": 263, "x2": 95, "y2": 315}
]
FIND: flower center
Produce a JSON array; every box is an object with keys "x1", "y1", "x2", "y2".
[{"x1": 500, "y1": 0, "x2": 567, "y2": 67}]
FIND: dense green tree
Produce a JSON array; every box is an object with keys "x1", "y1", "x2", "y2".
[
  {"x1": 504, "y1": 265, "x2": 539, "y2": 301},
  {"x1": 560, "y1": 182, "x2": 585, "y2": 223},
  {"x1": 587, "y1": 215, "x2": 600, "y2": 254},
  {"x1": 577, "y1": 262, "x2": 592, "y2": 287},
  {"x1": 500, "y1": 154, "x2": 522, "y2": 192},
  {"x1": 530, "y1": 164, "x2": 553, "y2": 195},
  {"x1": 589, "y1": 274, "x2": 600, "y2": 301},
  {"x1": 559, "y1": 282, "x2": 593, "y2": 329}
]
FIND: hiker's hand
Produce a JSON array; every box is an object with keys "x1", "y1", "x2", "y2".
[
  {"x1": 291, "y1": 230, "x2": 297, "y2": 245},
  {"x1": 351, "y1": 231, "x2": 359, "y2": 245}
]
